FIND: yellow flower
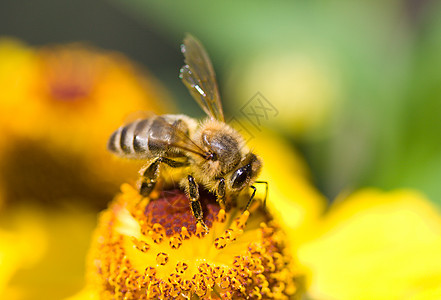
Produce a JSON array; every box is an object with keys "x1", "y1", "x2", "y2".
[
  {"x1": 298, "y1": 189, "x2": 441, "y2": 300},
  {"x1": 66, "y1": 131, "x2": 322, "y2": 300},
  {"x1": 83, "y1": 183, "x2": 304, "y2": 299},
  {"x1": 248, "y1": 132, "x2": 441, "y2": 299},
  {"x1": 0, "y1": 38, "x2": 169, "y2": 142},
  {"x1": 0, "y1": 200, "x2": 98, "y2": 299},
  {"x1": 248, "y1": 132, "x2": 326, "y2": 245},
  {"x1": 0, "y1": 38, "x2": 175, "y2": 299},
  {"x1": 0, "y1": 38, "x2": 171, "y2": 207},
  {"x1": 65, "y1": 129, "x2": 441, "y2": 300},
  {"x1": 226, "y1": 52, "x2": 341, "y2": 138},
  {"x1": 0, "y1": 205, "x2": 48, "y2": 298},
  {"x1": 1, "y1": 30, "x2": 437, "y2": 299}
]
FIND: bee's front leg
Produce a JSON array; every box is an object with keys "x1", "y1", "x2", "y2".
[
  {"x1": 187, "y1": 175, "x2": 208, "y2": 232},
  {"x1": 216, "y1": 178, "x2": 226, "y2": 209},
  {"x1": 139, "y1": 157, "x2": 188, "y2": 197}
]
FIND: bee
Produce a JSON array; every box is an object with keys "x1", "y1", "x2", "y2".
[{"x1": 108, "y1": 35, "x2": 265, "y2": 230}]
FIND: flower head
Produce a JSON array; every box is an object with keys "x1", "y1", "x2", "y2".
[
  {"x1": 0, "y1": 39, "x2": 171, "y2": 207},
  {"x1": 86, "y1": 183, "x2": 305, "y2": 299}
]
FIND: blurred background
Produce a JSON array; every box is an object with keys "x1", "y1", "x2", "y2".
[{"x1": 0, "y1": 0, "x2": 440, "y2": 299}]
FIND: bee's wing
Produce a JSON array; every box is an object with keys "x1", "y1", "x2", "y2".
[
  {"x1": 122, "y1": 110, "x2": 153, "y2": 125},
  {"x1": 153, "y1": 116, "x2": 208, "y2": 159},
  {"x1": 179, "y1": 34, "x2": 225, "y2": 122},
  {"x1": 119, "y1": 112, "x2": 208, "y2": 158}
]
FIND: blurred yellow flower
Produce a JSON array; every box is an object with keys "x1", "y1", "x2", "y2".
[
  {"x1": 0, "y1": 39, "x2": 168, "y2": 142},
  {"x1": 249, "y1": 132, "x2": 326, "y2": 245},
  {"x1": 226, "y1": 51, "x2": 341, "y2": 139},
  {"x1": 0, "y1": 38, "x2": 171, "y2": 208},
  {"x1": 0, "y1": 205, "x2": 48, "y2": 298},
  {"x1": 0, "y1": 204, "x2": 97, "y2": 300},
  {"x1": 298, "y1": 189, "x2": 441, "y2": 300},
  {"x1": 253, "y1": 132, "x2": 441, "y2": 299}
]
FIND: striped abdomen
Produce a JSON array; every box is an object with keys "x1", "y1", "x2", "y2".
[{"x1": 107, "y1": 114, "x2": 195, "y2": 159}]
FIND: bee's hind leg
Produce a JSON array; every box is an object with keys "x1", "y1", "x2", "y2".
[
  {"x1": 139, "y1": 157, "x2": 188, "y2": 197},
  {"x1": 139, "y1": 159, "x2": 161, "y2": 197},
  {"x1": 186, "y1": 175, "x2": 209, "y2": 233}
]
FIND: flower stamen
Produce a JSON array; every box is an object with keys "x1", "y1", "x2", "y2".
[{"x1": 86, "y1": 184, "x2": 304, "y2": 299}]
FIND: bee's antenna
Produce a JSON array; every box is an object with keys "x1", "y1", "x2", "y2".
[{"x1": 243, "y1": 181, "x2": 269, "y2": 213}]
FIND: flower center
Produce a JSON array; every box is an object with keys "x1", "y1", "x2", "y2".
[{"x1": 145, "y1": 189, "x2": 220, "y2": 237}]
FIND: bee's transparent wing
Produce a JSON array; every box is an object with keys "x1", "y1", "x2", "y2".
[
  {"x1": 153, "y1": 115, "x2": 209, "y2": 159},
  {"x1": 120, "y1": 111, "x2": 208, "y2": 158},
  {"x1": 180, "y1": 34, "x2": 224, "y2": 121},
  {"x1": 122, "y1": 110, "x2": 154, "y2": 125}
]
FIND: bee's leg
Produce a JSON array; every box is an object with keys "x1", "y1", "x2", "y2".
[
  {"x1": 187, "y1": 175, "x2": 208, "y2": 232},
  {"x1": 160, "y1": 157, "x2": 190, "y2": 168},
  {"x1": 216, "y1": 178, "x2": 226, "y2": 209},
  {"x1": 139, "y1": 158, "x2": 162, "y2": 197},
  {"x1": 139, "y1": 157, "x2": 188, "y2": 197}
]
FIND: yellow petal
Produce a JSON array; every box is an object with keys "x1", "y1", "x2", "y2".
[
  {"x1": 0, "y1": 39, "x2": 42, "y2": 137},
  {"x1": 298, "y1": 189, "x2": 441, "y2": 300},
  {"x1": 65, "y1": 288, "x2": 100, "y2": 300},
  {"x1": 0, "y1": 204, "x2": 98, "y2": 300},
  {"x1": 0, "y1": 39, "x2": 37, "y2": 107},
  {"x1": 249, "y1": 131, "x2": 326, "y2": 245},
  {"x1": 0, "y1": 207, "x2": 48, "y2": 298}
]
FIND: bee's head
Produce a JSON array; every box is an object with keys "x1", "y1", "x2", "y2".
[{"x1": 229, "y1": 153, "x2": 262, "y2": 191}]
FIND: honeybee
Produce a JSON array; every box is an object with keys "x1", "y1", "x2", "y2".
[{"x1": 108, "y1": 35, "x2": 265, "y2": 230}]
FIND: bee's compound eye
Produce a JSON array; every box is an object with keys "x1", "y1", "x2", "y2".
[{"x1": 231, "y1": 165, "x2": 250, "y2": 190}]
